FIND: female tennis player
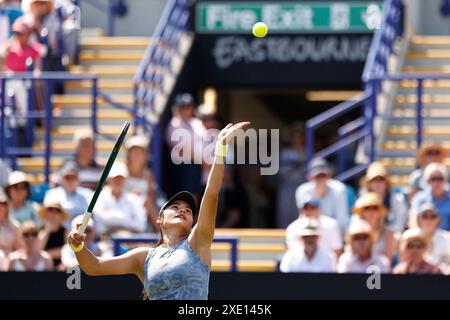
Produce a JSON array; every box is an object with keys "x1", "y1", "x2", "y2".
[{"x1": 67, "y1": 121, "x2": 250, "y2": 300}]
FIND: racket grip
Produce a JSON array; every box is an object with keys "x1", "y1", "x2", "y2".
[{"x1": 76, "y1": 211, "x2": 93, "y2": 235}]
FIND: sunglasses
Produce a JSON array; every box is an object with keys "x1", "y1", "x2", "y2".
[
  {"x1": 313, "y1": 173, "x2": 329, "y2": 179},
  {"x1": 406, "y1": 243, "x2": 425, "y2": 250},
  {"x1": 426, "y1": 150, "x2": 441, "y2": 156},
  {"x1": 10, "y1": 183, "x2": 28, "y2": 190},
  {"x1": 362, "y1": 205, "x2": 380, "y2": 211},
  {"x1": 428, "y1": 176, "x2": 444, "y2": 182},
  {"x1": 23, "y1": 232, "x2": 38, "y2": 238},
  {"x1": 303, "y1": 204, "x2": 319, "y2": 211},
  {"x1": 420, "y1": 212, "x2": 438, "y2": 220},
  {"x1": 353, "y1": 234, "x2": 370, "y2": 241},
  {"x1": 47, "y1": 207, "x2": 62, "y2": 214},
  {"x1": 63, "y1": 174, "x2": 78, "y2": 180},
  {"x1": 370, "y1": 176, "x2": 386, "y2": 182}
]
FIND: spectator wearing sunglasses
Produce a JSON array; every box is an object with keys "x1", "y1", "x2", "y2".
[
  {"x1": 0, "y1": 187, "x2": 24, "y2": 254},
  {"x1": 5, "y1": 171, "x2": 40, "y2": 226},
  {"x1": 61, "y1": 214, "x2": 103, "y2": 269},
  {"x1": 409, "y1": 144, "x2": 448, "y2": 201},
  {"x1": 415, "y1": 203, "x2": 450, "y2": 272},
  {"x1": 6, "y1": 221, "x2": 53, "y2": 271},
  {"x1": 337, "y1": 217, "x2": 390, "y2": 273},
  {"x1": 37, "y1": 200, "x2": 69, "y2": 269},
  {"x1": 44, "y1": 162, "x2": 92, "y2": 227},
  {"x1": 352, "y1": 192, "x2": 395, "y2": 261},
  {"x1": 394, "y1": 228, "x2": 442, "y2": 274},
  {"x1": 410, "y1": 163, "x2": 450, "y2": 231}
]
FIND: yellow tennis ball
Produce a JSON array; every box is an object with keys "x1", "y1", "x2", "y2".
[{"x1": 252, "y1": 22, "x2": 268, "y2": 38}]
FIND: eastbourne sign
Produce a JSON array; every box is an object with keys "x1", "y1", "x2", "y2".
[{"x1": 196, "y1": 1, "x2": 382, "y2": 33}]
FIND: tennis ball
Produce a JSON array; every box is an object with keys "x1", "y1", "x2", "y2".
[{"x1": 252, "y1": 22, "x2": 268, "y2": 38}]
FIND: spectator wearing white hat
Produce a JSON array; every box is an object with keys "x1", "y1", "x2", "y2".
[
  {"x1": 37, "y1": 200, "x2": 69, "y2": 269},
  {"x1": 337, "y1": 217, "x2": 390, "y2": 273},
  {"x1": 125, "y1": 135, "x2": 166, "y2": 233},
  {"x1": 0, "y1": 187, "x2": 24, "y2": 254},
  {"x1": 295, "y1": 158, "x2": 350, "y2": 234},
  {"x1": 62, "y1": 128, "x2": 103, "y2": 190},
  {"x1": 44, "y1": 161, "x2": 92, "y2": 227},
  {"x1": 415, "y1": 203, "x2": 450, "y2": 272},
  {"x1": 410, "y1": 163, "x2": 450, "y2": 231},
  {"x1": 7, "y1": 220, "x2": 53, "y2": 271},
  {"x1": 5, "y1": 171, "x2": 40, "y2": 226},
  {"x1": 394, "y1": 228, "x2": 442, "y2": 274},
  {"x1": 61, "y1": 214, "x2": 103, "y2": 269},
  {"x1": 94, "y1": 162, "x2": 147, "y2": 236},
  {"x1": 280, "y1": 217, "x2": 336, "y2": 273},
  {"x1": 286, "y1": 193, "x2": 342, "y2": 256}
]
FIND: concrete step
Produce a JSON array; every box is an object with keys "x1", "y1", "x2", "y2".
[
  {"x1": 406, "y1": 49, "x2": 450, "y2": 60},
  {"x1": 410, "y1": 35, "x2": 450, "y2": 46},
  {"x1": 80, "y1": 37, "x2": 150, "y2": 49},
  {"x1": 211, "y1": 259, "x2": 277, "y2": 272},
  {"x1": 382, "y1": 140, "x2": 450, "y2": 151},
  {"x1": 390, "y1": 108, "x2": 450, "y2": 118},
  {"x1": 79, "y1": 50, "x2": 144, "y2": 66},
  {"x1": 65, "y1": 79, "x2": 134, "y2": 91},
  {"x1": 70, "y1": 66, "x2": 136, "y2": 78},
  {"x1": 395, "y1": 94, "x2": 450, "y2": 105},
  {"x1": 399, "y1": 79, "x2": 450, "y2": 89},
  {"x1": 402, "y1": 65, "x2": 450, "y2": 74},
  {"x1": 55, "y1": 108, "x2": 133, "y2": 119},
  {"x1": 386, "y1": 125, "x2": 450, "y2": 137},
  {"x1": 52, "y1": 94, "x2": 133, "y2": 107}
]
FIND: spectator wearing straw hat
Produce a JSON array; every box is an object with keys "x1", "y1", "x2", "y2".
[
  {"x1": 7, "y1": 220, "x2": 53, "y2": 271},
  {"x1": 361, "y1": 161, "x2": 408, "y2": 233},
  {"x1": 410, "y1": 163, "x2": 450, "y2": 230},
  {"x1": 393, "y1": 228, "x2": 442, "y2": 274},
  {"x1": 5, "y1": 171, "x2": 40, "y2": 226},
  {"x1": 286, "y1": 193, "x2": 342, "y2": 256},
  {"x1": 280, "y1": 217, "x2": 336, "y2": 273},
  {"x1": 409, "y1": 143, "x2": 448, "y2": 200},
  {"x1": 37, "y1": 200, "x2": 69, "y2": 268},
  {"x1": 352, "y1": 192, "x2": 395, "y2": 261},
  {"x1": 337, "y1": 217, "x2": 390, "y2": 273},
  {"x1": 415, "y1": 203, "x2": 450, "y2": 272},
  {"x1": 94, "y1": 162, "x2": 147, "y2": 237},
  {"x1": 124, "y1": 135, "x2": 166, "y2": 233},
  {"x1": 44, "y1": 161, "x2": 92, "y2": 227},
  {"x1": 295, "y1": 158, "x2": 350, "y2": 234},
  {"x1": 0, "y1": 187, "x2": 24, "y2": 254}
]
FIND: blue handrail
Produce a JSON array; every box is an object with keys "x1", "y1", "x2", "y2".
[{"x1": 111, "y1": 234, "x2": 240, "y2": 272}]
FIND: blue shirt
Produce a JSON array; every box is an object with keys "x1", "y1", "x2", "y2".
[
  {"x1": 143, "y1": 238, "x2": 210, "y2": 300},
  {"x1": 411, "y1": 189, "x2": 450, "y2": 230}
]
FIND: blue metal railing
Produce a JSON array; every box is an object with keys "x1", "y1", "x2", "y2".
[
  {"x1": 306, "y1": 0, "x2": 403, "y2": 181},
  {"x1": 111, "y1": 234, "x2": 239, "y2": 272},
  {"x1": 0, "y1": 72, "x2": 98, "y2": 184}
]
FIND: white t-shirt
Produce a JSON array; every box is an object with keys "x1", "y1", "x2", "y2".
[
  {"x1": 337, "y1": 252, "x2": 391, "y2": 273},
  {"x1": 0, "y1": 250, "x2": 6, "y2": 271},
  {"x1": 286, "y1": 215, "x2": 343, "y2": 252},
  {"x1": 295, "y1": 179, "x2": 350, "y2": 233},
  {"x1": 94, "y1": 186, "x2": 147, "y2": 235},
  {"x1": 280, "y1": 246, "x2": 336, "y2": 273},
  {"x1": 425, "y1": 229, "x2": 450, "y2": 268}
]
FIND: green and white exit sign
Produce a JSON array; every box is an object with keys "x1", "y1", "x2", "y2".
[{"x1": 196, "y1": 2, "x2": 383, "y2": 33}]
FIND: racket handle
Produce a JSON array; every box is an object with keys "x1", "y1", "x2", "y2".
[{"x1": 76, "y1": 211, "x2": 93, "y2": 235}]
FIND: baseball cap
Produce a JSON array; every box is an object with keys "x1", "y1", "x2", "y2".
[
  {"x1": 297, "y1": 217, "x2": 321, "y2": 237},
  {"x1": 159, "y1": 191, "x2": 197, "y2": 216},
  {"x1": 60, "y1": 161, "x2": 78, "y2": 177},
  {"x1": 173, "y1": 93, "x2": 194, "y2": 107},
  {"x1": 125, "y1": 135, "x2": 149, "y2": 150},
  {"x1": 418, "y1": 202, "x2": 438, "y2": 215},
  {"x1": 307, "y1": 158, "x2": 331, "y2": 177},
  {"x1": 108, "y1": 162, "x2": 129, "y2": 179},
  {"x1": 297, "y1": 193, "x2": 320, "y2": 209}
]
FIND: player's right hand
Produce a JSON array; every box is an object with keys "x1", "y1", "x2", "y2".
[{"x1": 67, "y1": 224, "x2": 86, "y2": 248}]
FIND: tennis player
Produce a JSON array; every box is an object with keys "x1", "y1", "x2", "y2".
[{"x1": 67, "y1": 121, "x2": 250, "y2": 299}]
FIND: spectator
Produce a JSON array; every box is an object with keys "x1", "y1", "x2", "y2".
[
  {"x1": 165, "y1": 93, "x2": 204, "y2": 199},
  {"x1": 0, "y1": 187, "x2": 24, "y2": 254},
  {"x1": 94, "y1": 162, "x2": 147, "y2": 236},
  {"x1": 415, "y1": 203, "x2": 450, "y2": 271},
  {"x1": 44, "y1": 161, "x2": 92, "y2": 226},
  {"x1": 286, "y1": 193, "x2": 342, "y2": 256},
  {"x1": 37, "y1": 200, "x2": 69, "y2": 269},
  {"x1": 0, "y1": 158, "x2": 11, "y2": 188},
  {"x1": 5, "y1": 171, "x2": 40, "y2": 225},
  {"x1": 6, "y1": 220, "x2": 53, "y2": 271},
  {"x1": 61, "y1": 214, "x2": 104, "y2": 269},
  {"x1": 361, "y1": 161, "x2": 408, "y2": 233},
  {"x1": 410, "y1": 163, "x2": 450, "y2": 230},
  {"x1": 280, "y1": 217, "x2": 336, "y2": 272},
  {"x1": 352, "y1": 192, "x2": 394, "y2": 261},
  {"x1": 125, "y1": 135, "x2": 166, "y2": 233},
  {"x1": 277, "y1": 122, "x2": 306, "y2": 228},
  {"x1": 295, "y1": 158, "x2": 350, "y2": 233},
  {"x1": 216, "y1": 166, "x2": 249, "y2": 228},
  {"x1": 63, "y1": 128, "x2": 103, "y2": 190},
  {"x1": 394, "y1": 228, "x2": 442, "y2": 274},
  {"x1": 337, "y1": 217, "x2": 390, "y2": 273},
  {"x1": 409, "y1": 143, "x2": 447, "y2": 200}
]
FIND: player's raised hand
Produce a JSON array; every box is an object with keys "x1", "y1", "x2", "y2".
[{"x1": 217, "y1": 122, "x2": 251, "y2": 145}]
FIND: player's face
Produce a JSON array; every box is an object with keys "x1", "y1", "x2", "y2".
[{"x1": 159, "y1": 200, "x2": 194, "y2": 231}]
